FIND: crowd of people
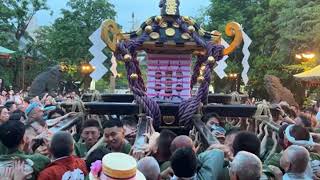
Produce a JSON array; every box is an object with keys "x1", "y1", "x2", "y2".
[{"x1": 0, "y1": 87, "x2": 320, "y2": 180}]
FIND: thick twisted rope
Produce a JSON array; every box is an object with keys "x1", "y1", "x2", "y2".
[
  {"x1": 190, "y1": 56, "x2": 207, "y2": 89},
  {"x1": 254, "y1": 100, "x2": 273, "y2": 122},
  {"x1": 131, "y1": 85, "x2": 161, "y2": 128},
  {"x1": 178, "y1": 50, "x2": 221, "y2": 129},
  {"x1": 71, "y1": 99, "x2": 86, "y2": 113},
  {"x1": 113, "y1": 17, "x2": 225, "y2": 129},
  {"x1": 114, "y1": 32, "x2": 161, "y2": 128},
  {"x1": 176, "y1": 17, "x2": 225, "y2": 128},
  {"x1": 254, "y1": 100, "x2": 280, "y2": 132}
]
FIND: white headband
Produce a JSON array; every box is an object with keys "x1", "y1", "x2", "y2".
[{"x1": 285, "y1": 124, "x2": 314, "y2": 147}]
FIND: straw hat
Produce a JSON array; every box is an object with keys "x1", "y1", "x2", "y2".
[{"x1": 90, "y1": 153, "x2": 146, "y2": 180}]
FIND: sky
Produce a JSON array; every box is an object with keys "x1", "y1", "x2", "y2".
[{"x1": 35, "y1": 0, "x2": 211, "y2": 31}]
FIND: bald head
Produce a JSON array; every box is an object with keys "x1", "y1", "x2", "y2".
[
  {"x1": 50, "y1": 131, "x2": 74, "y2": 159},
  {"x1": 170, "y1": 135, "x2": 195, "y2": 153},
  {"x1": 230, "y1": 151, "x2": 262, "y2": 180},
  {"x1": 280, "y1": 145, "x2": 310, "y2": 173},
  {"x1": 137, "y1": 157, "x2": 160, "y2": 180}
]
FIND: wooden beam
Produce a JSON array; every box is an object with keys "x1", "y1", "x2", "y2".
[
  {"x1": 81, "y1": 94, "x2": 134, "y2": 102},
  {"x1": 207, "y1": 94, "x2": 248, "y2": 104},
  {"x1": 83, "y1": 102, "x2": 139, "y2": 115},
  {"x1": 49, "y1": 113, "x2": 83, "y2": 133},
  {"x1": 203, "y1": 104, "x2": 258, "y2": 117},
  {"x1": 81, "y1": 93, "x2": 248, "y2": 105},
  {"x1": 60, "y1": 102, "x2": 277, "y2": 118}
]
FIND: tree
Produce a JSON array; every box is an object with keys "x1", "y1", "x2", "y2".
[
  {"x1": 202, "y1": 0, "x2": 276, "y2": 96},
  {"x1": 202, "y1": 0, "x2": 320, "y2": 103},
  {"x1": 275, "y1": 0, "x2": 320, "y2": 61},
  {"x1": 246, "y1": 0, "x2": 287, "y2": 99},
  {"x1": 0, "y1": 0, "x2": 49, "y2": 89},
  {"x1": 36, "y1": 0, "x2": 116, "y2": 65},
  {"x1": 35, "y1": 0, "x2": 116, "y2": 90},
  {"x1": 270, "y1": 0, "x2": 320, "y2": 104}
]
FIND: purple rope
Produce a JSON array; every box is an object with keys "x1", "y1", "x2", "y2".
[
  {"x1": 178, "y1": 34, "x2": 224, "y2": 128},
  {"x1": 113, "y1": 17, "x2": 226, "y2": 129},
  {"x1": 114, "y1": 32, "x2": 161, "y2": 128},
  {"x1": 176, "y1": 16, "x2": 226, "y2": 128},
  {"x1": 178, "y1": 62, "x2": 211, "y2": 127},
  {"x1": 132, "y1": 85, "x2": 161, "y2": 128},
  {"x1": 190, "y1": 55, "x2": 206, "y2": 89},
  {"x1": 176, "y1": 17, "x2": 209, "y2": 89},
  {"x1": 132, "y1": 56, "x2": 146, "y2": 90}
]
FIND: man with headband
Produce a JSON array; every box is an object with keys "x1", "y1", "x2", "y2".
[{"x1": 264, "y1": 125, "x2": 320, "y2": 179}]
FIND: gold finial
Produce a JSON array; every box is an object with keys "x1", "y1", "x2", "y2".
[
  {"x1": 145, "y1": 25, "x2": 153, "y2": 33},
  {"x1": 146, "y1": 18, "x2": 153, "y2": 25},
  {"x1": 155, "y1": 16, "x2": 162, "y2": 23},
  {"x1": 198, "y1": 28, "x2": 206, "y2": 36},
  {"x1": 123, "y1": 54, "x2": 132, "y2": 62},
  {"x1": 130, "y1": 73, "x2": 138, "y2": 80},
  {"x1": 160, "y1": 21, "x2": 168, "y2": 28},
  {"x1": 188, "y1": 26, "x2": 195, "y2": 33},
  {"x1": 165, "y1": 28, "x2": 176, "y2": 37},
  {"x1": 197, "y1": 76, "x2": 205, "y2": 83},
  {"x1": 182, "y1": 16, "x2": 189, "y2": 21},
  {"x1": 182, "y1": 16, "x2": 195, "y2": 25},
  {"x1": 211, "y1": 30, "x2": 222, "y2": 44},
  {"x1": 200, "y1": 65, "x2": 206, "y2": 71},
  {"x1": 207, "y1": 56, "x2": 216, "y2": 64},
  {"x1": 188, "y1": 19, "x2": 195, "y2": 26},
  {"x1": 210, "y1": 30, "x2": 222, "y2": 36},
  {"x1": 181, "y1": 33, "x2": 191, "y2": 40},
  {"x1": 165, "y1": 0, "x2": 178, "y2": 15},
  {"x1": 173, "y1": 22, "x2": 180, "y2": 28},
  {"x1": 150, "y1": 32, "x2": 160, "y2": 40},
  {"x1": 200, "y1": 64, "x2": 206, "y2": 76}
]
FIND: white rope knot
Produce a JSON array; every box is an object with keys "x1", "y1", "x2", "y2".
[
  {"x1": 230, "y1": 91, "x2": 241, "y2": 104},
  {"x1": 91, "y1": 90, "x2": 101, "y2": 102},
  {"x1": 254, "y1": 100, "x2": 273, "y2": 122},
  {"x1": 71, "y1": 99, "x2": 86, "y2": 113}
]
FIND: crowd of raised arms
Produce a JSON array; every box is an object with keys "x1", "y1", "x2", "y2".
[{"x1": 0, "y1": 88, "x2": 320, "y2": 180}]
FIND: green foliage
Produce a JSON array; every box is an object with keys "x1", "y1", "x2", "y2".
[
  {"x1": 114, "y1": 61, "x2": 129, "y2": 89},
  {"x1": 284, "y1": 59, "x2": 318, "y2": 74},
  {"x1": 0, "y1": 0, "x2": 49, "y2": 89},
  {"x1": 202, "y1": 0, "x2": 320, "y2": 101},
  {"x1": 0, "y1": 0, "x2": 49, "y2": 42},
  {"x1": 35, "y1": 0, "x2": 116, "y2": 65},
  {"x1": 94, "y1": 78, "x2": 108, "y2": 92},
  {"x1": 1, "y1": 0, "x2": 117, "y2": 90},
  {"x1": 34, "y1": 0, "x2": 116, "y2": 90},
  {"x1": 1, "y1": 0, "x2": 320, "y2": 97}
]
